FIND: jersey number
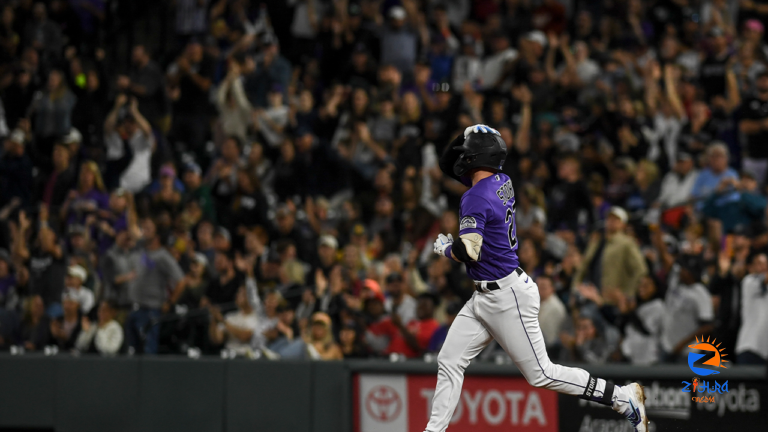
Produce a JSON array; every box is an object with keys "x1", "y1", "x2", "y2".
[{"x1": 505, "y1": 206, "x2": 517, "y2": 249}]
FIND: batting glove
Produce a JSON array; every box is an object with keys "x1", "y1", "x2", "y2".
[
  {"x1": 433, "y1": 233, "x2": 454, "y2": 257},
  {"x1": 464, "y1": 124, "x2": 501, "y2": 138}
]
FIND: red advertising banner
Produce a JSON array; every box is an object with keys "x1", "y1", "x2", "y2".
[{"x1": 355, "y1": 373, "x2": 558, "y2": 432}]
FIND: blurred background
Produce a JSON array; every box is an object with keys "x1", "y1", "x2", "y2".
[
  {"x1": 0, "y1": 0, "x2": 766, "y2": 374},
  {"x1": 1, "y1": 1, "x2": 768, "y2": 432}
]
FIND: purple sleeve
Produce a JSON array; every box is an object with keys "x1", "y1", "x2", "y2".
[{"x1": 459, "y1": 194, "x2": 491, "y2": 236}]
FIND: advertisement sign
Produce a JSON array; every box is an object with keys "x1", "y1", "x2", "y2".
[
  {"x1": 558, "y1": 379, "x2": 765, "y2": 432},
  {"x1": 354, "y1": 374, "x2": 558, "y2": 432},
  {"x1": 358, "y1": 374, "x2": 409, "y2": 432}
]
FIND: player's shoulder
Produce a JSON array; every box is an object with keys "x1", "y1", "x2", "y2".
[
  {"x1": 462, "y1": 173, "x2": 513, "y2": 204},
  {"x1": 465, "y1": 173, "x2": 512, "y2": 194}
]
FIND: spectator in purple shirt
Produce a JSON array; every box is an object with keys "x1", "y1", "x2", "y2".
[{"x1": 60, "y1": 160, "x2": 109, "y2": 225}]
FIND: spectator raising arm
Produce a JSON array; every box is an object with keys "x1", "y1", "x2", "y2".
[
  {"x1": 512, "y1": 85, "x2": 532, "y2": 153},
  {"x1": 664, "y1": 64, "x2": 686, "y2": 120},
  {"x1": 11, "y1": 210, "x2": 31, "y2": 262},
  {"x1": 390, "y1": 311, "x2": 422, "y2": 355},
  {"x1": 128, "y1": 97, "x2": 153, "y2": 138},
  {"x1": 104, "y1": 94, "x2": 128, "y2": 135},
  {"x1": 723, "y1": 66, "x2": 741, "y2": 114},
  {"x1": 209, "y1": 305, "x2": 254, "y2": 344},
  {"x1": 216, "y1": 61, "x2": 252, "y2": 113}
]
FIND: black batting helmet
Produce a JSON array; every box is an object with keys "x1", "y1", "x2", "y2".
[{"x1": 451, "y1": 130, "x2": 507, "y2": 177}]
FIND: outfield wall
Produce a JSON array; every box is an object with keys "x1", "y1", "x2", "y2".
[{"x1": 0, "y1": 355, "x2": 764, "y2": 432}]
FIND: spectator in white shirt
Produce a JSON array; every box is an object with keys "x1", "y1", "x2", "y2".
[
  {"x1": 216, "y1": 61, "x2": 252, "y2": 145},
  {"x1": 516, "y1": 183, "x2": 547, "y2": 243},
  {"x1": 253, "y1": 84, "x2": 289, "y2": 148},
  {"x1": 452, "y1": 36, "x2": 482, "y2": 91},
  {"x1": 103, "y1": 95, "x2": 155, "y2": 193},
  {"x1": 537, "y1": 275, "x2": 566, "y2": 349},
  {"x1": 64, "y1": 265, "x2": 94, "y2": 315},
  {"x1": 572, "y1": 41, "x2": 600, "y2": 85},
  {"x1": 75, "y1": 300, "x2": 124, "y2": 355},
  {"x1": 656, "y1": 152, "x2": 699, "y2": 208},
  {"x1": 208, "y1": 285, "x2": 258, "y2": 355},
  {"x1": 735, "y1": 254, "x2": 768, "y2": 365},
  {"x1": 660, "y1": 255, "x2": 715, "y2": 362},
  {"x1": 620, "y1": 275, "x2": 666, "y2": 365},
  {"x1": 479, "y1": 32, "x2": 518, "y2": 90},
  {"x1": 384, "y1": 272, "x2": 417, "y2": 325}
]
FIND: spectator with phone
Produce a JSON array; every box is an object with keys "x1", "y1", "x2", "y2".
[{"x1": 103, "y1": 94, "x2": 155, "y2": 193}]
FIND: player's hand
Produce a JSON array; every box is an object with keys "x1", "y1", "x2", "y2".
[
  {"x1": 464, "y1": 124, "x2": 500, "y2": 138},
  {"x1": 433, "y1": 233, "x2": 453, "y2": 257}
]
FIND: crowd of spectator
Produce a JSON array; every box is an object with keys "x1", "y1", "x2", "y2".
[{"x1": 0, "y1": 0, "x2": 767, "y2": 366}]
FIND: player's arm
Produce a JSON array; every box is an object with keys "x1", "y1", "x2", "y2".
[
  {"x1": 434, "y1": 232, "x2": 484, "y2": 263},
  {"x1": 434, "y1": 198, "x2": 489, "y2": 263},
  {"x1": 451, "y1": 233, "x2": 483, "y2": 262}
]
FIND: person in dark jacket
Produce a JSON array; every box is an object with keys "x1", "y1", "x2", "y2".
[
  {"x1": 49, "y1": 291, "x2": 81, "y2": 350},
  {"x1": 21, "y1": 295, "x2": 50, "y2": 351},
  {"x1": 2, "y1": 69, "x2": 36, "y2": 129},
  {"x1": 548, "y1": 154, "x2": 592, "y2": 231},
  {"x1": 230, "y1": 169, "x2": 269, "y2": 231},
  {"x1": 0, "y1": 129, "x2": 33, "y2": 207},
  {"x1": 37, "y1": 140, "x2": 76, "y2": 210}
]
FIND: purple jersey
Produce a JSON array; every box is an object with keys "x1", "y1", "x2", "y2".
[{"x1": 458, "y1": 173, "x2": 519, "y2": 281}]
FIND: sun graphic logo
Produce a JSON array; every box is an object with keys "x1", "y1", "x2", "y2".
[{"x1": 687, "y1": 335, "x2": 729, "y2": 376}]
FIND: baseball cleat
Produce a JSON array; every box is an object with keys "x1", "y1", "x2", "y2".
[{"x1": 617, "y1": 383, "x2": 649, "y2": 432}]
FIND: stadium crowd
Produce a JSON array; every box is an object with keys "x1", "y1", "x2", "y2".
[{"x1": 0, "y1": 0, "x2": 766, "y2": 366}]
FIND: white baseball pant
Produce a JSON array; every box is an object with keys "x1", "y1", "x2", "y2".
[{"x1": 425, "y1": 269, "x2": 611, "y2": 432}]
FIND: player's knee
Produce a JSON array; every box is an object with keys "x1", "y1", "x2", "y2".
[{"x1": 437, "y1": 347, "x2": 464, "y2": 371}]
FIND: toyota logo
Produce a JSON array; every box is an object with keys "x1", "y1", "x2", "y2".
[{"x1": 365, "y1": 385, "x2": 402, "y2": 422}]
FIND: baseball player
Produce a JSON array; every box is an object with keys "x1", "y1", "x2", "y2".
[{"x1": 427, "y1": 125, "x2": 649, "y2": 432}]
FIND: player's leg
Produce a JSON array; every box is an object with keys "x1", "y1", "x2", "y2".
[
  {"x1": 478, "y1": 274, "x2": 648, "y2": 431},
  {"x1": 425, "y1": 296, "x2": 494, "y2": 432}
]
